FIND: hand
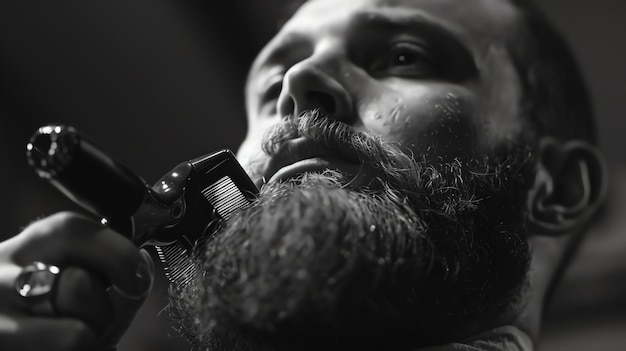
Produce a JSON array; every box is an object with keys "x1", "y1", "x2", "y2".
[{"x1": 0, "y1": 212, "x2": 154, "y2": 351}]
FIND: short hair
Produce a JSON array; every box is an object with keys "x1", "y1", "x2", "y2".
[{"x1": 507, "y1": 1, "x2": 596, "y2": 144}]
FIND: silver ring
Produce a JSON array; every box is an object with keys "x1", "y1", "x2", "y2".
[{"x1": 15, "y1": 261, "x2": 61, "y2": 315}]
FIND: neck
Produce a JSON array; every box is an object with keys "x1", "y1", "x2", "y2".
[{"x1": 514, "y1": 232, "x2": 578, "y2": 343}]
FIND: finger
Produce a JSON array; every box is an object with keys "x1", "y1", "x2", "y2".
[
  {"x1": 0, "y1": 315, "x2": 110, "y2": 351},
  {"x1": 0, "y1": 263, "x2": 24, "y2": 312},
  {"x1": 54, "y1": 266, "x2": 115, "y2": 335},
  {"x1": 13, "y1": 212, "x2": 153, "y2": 299},
  {"x1": 0, "y1": 262, "x2": 115, "y2": 335},
  {"x1": 102, "y1": 249, "x2": 156, "y2": 346}
]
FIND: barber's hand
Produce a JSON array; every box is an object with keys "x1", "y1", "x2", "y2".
[{"x1": 0, "y1": 211, "x2": 154, "y2": 351}]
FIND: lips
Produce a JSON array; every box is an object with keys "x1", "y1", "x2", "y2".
[
  {"x1": 268, "y1": 157, "x2": 362, "y2": 183},
  {"x1": 263, "y1": 137, "x2": 362, "y2": 184}
]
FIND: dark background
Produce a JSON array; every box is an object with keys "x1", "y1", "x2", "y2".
[{"x1": 0, "y1": 1, "x2": 625, "y2": 350}]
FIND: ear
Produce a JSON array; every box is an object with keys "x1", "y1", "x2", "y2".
[{"x1": 528, "y1": 137, "x2": 607, "y2": 235}]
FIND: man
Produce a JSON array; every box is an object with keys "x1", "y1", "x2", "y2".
[{"x1": 0, "y1": 0, "x2": 606, "y2": 350}]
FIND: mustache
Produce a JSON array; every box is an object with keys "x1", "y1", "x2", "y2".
[
  {"x1": 262, "y1": 111, "x2": 413, "y2": 166},
  {"x1": 260, "y1": 111, "x2": 534, "y2": 214},
  {"x1": 261, "y1": 111, "x2": 426, "y2": 191}
]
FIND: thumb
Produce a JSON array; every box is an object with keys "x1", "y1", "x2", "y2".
[{"x1": 101, "y1": 248, "x2": 155, "y2": 348}]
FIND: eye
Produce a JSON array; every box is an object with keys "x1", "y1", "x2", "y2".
[{"x1": 370, "y1": 42, "x2": 437, "y2": 78}]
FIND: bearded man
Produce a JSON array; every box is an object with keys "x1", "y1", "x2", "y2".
[{"x1": 0, "y1": 0, "x2": 606, "y2": 350}]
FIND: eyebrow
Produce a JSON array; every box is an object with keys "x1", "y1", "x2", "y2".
[{"x1": 350, "y1": 10, "x2": 479, "y2": 81}]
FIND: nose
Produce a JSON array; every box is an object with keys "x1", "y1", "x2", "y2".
[{"x1": 277, "y1": 61, "x2": 353, "y2": 122}]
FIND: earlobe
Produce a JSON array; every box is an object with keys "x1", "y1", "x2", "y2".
[{"x1": 528, "y1": 137, "x2": 607, "y2": 235}]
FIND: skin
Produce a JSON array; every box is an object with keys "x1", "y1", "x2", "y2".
[{"x1": 237, "y1": 0, "x2": 530, "y2": 187}]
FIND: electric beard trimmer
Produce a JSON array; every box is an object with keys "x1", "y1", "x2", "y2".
[{"x1": 26, "y1": 124, "x2": 259, "y2": 289}]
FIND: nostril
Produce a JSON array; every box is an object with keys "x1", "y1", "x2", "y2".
[
  {"x1": 279, "y1": 95, "x2": 295, "y2": 118},
  {"x1": 306, "y1": 91, "x2": 336, "y2": 116}
]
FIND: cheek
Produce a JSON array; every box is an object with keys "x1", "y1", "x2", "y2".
[
  {"x1": 359, "y1": 89, "x2": 478, "y2": 162},
  {"x1": 236, "y1": 118, "x2": 277, "y2": 180}
]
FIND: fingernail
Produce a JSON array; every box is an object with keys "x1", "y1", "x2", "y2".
[{"x1": 112, "y1": 249, "x2": 154, "y2": 300}]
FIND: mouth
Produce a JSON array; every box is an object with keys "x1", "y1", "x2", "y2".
[
  {"x1": 268, "y1": 157, "x2": 362, "y2": 183},
  {"x1": 263, "y1": 137, "x2": 363, "y2": 185}
]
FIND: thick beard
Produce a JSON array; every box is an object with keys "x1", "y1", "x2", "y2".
[{"x1": 170, "y1": 113, "x2": 534, "y2": 351}]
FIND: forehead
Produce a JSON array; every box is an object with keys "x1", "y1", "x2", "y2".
[
  {"x1": 279, "y1": 0, "x2": 521, "y2": 51},
  {"x1": 296, "y1": 0, "x2": 519, "y2": 21}
]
